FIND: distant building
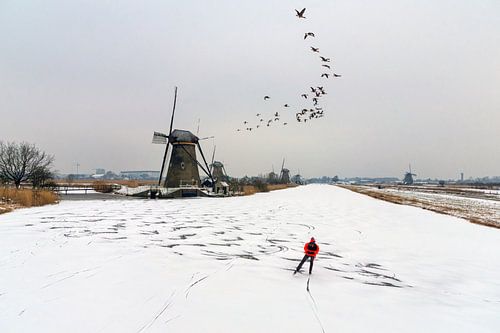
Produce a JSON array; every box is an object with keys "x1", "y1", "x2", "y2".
[
  {"x1": 120, "y1": 170, "x2": 160, "y2": 180},
  {"x1": 96, "y1": 168, "x2": 106, "y2": 175}
]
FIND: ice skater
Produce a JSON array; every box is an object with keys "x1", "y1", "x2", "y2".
[{"x1": 294, "y1": 237, "x2": 320, "y2": 275}]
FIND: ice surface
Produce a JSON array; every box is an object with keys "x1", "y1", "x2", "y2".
[{"x1": 1, "y1": 185, "x2": 499, "y2": 332}]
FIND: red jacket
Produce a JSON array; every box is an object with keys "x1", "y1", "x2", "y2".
[{"x1": 304, "y1": 241, "x2": 319, "y2": 257}]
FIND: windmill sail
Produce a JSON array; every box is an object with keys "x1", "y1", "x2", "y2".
[{"x1": 152, "y1": 131, "x2": 168, "y2": 144}]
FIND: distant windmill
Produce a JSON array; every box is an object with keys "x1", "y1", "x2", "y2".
[
  {"x1": 152, "y1": 87, "x2": 214, "y2": 191},
  {"x1": 279, "y1": 158, "x2": 290, "y2": 184},
  {"x1": 402, "y1": 164, "x2": 416, "y2": 185}
]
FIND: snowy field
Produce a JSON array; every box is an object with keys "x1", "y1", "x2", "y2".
[{"x1": 1, "y1": 184, "x2": 499, "y2": 332}]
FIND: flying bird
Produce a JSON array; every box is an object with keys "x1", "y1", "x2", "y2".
[
  {"x1": 264, "y1": 96, "x2": 270, "y2": 100},
  {"x1": 260, "y1": 118, "x2": 264, "y2": 122},
  {"x1": 301, "y1": 94, "x2": 308, "y2": 99},
  {"x1": 322, "y1": 64, "x2": 331, "y2": 69},
  {"x1": 274, "y1": 112, "x2": 279, "y2": 117},
  {"x1": 256, "y1": 113, "x2": 261, "y2": 116},
  {"x1": 311, "y1": 47, "x2": 320, "y2": 53},
  {"x1": 333, "y1": 73, "x2": 342, "y2": 77},
  {"x1": 321, "y1": 73, "x2": 330, "y2": 78},
  {"x1": 320, "y1": 56, "x2": 330, "y2": 62},
  {"x1": 310, "y1": 87, "x2": 317, "y2": 93},
  {"x1": 243, "y1": 121, "x2": 248, "y2": 124},
  {"x1": 283, "y1": 122, "x2": 288, "y2": 125},
  {"x1": 284, "y1": 104, "x2": 290, "y2": 107},
  {"x1": 295, "y1": 8, "x2": 306, "y2": 18},
  {"x1": 304, "y1": 32, "x2": 315, "y2": 40}
]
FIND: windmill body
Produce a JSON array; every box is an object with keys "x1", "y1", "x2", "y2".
[
  {"x1": 165, "y1": 129, "x2": 201, "y2": 188},
  {"x1": 211, "y1": 161, "x2": 228, "y2": 182},
  {"x1": 280, "y1": 168, "x2": 291, "y2": 183},
  {"x1": 402, "y1": 164, "x2": 416, "y2": 185},
  {"x1": 210, "y1": 160, "x2": 230, "y2": 195}
]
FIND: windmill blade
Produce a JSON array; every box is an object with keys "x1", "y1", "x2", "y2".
[
  {"x1": 199, "y1": 136, "x2": 215, "y2": 141},
  {"x1": 222, "y1": 165, "x2": 229, "y2": 178},
  {"x1": 280, "y1": 158, "x2": 285, "y2": 179},
  {"x1": 196, "y1": 142, "x2": 214, "y2": 185},
  {"x1": 168, "y1": 87, "x2": 177, "y2": 136},
  {"x1": 152, "y1": 131, "x2": 168, "y2": 144},
  {"x1": 210, "y1": 145, "x2": 216, "y2": 173},
  {"x1": 159, "y1": 87, "x2": 178, "y2": 186}
]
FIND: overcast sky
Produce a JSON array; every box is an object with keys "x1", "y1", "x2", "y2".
[{"x1": 1, "y1": 0, "x2": 499, "y2": 179}]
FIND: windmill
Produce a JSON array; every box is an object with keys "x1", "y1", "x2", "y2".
[
  {"x1": 279, "y1": 158, "x2": 290, "y2": 184},
  {"x1": 203, "y1": 145, "x2": 231, "y2": 195},
  {"x1": 210, "y1": 146, "x2": 229, "y2": 183},
  {"x1": 402, "y1": 164, "x2": 416, "y2": 185},
  {"x1": 268, "y1": 165, "x2": 278, "y2": 184},
  {"x1": 152, "y1": 87, "x2": 214, "y2": 196}
]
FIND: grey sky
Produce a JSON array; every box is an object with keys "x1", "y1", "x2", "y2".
[{"x1": 1, "y1": 0, "x2": 499, "y2": 179}]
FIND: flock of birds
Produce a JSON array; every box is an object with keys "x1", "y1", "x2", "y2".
[{"x1": 237, "y1": 7, "x2": 341, "y2": 133}]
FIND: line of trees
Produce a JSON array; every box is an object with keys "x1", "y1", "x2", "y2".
[{"x1": 0, "y1": 141, "x2": 54, "y2": 188}]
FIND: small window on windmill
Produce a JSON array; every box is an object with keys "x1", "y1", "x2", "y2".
[{"x1": 180, "y1": 162, "x2": 185, "y2": 170}]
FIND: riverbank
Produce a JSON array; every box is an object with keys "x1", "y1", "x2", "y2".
[{"x1": 340, "y1": 184, "x2": 500, "y2": 229}]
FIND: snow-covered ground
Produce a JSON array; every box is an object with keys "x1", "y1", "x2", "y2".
[
  {"x1": 1, "y1": 185, "x2": 499, "y2": 332},
  {"x1": 383, "y1": 187, "x2": 500, "y2": 227}
]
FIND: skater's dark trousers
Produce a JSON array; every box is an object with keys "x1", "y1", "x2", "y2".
[{"x1": 295, "y1": 255, "x2": 314, "y2": 274}]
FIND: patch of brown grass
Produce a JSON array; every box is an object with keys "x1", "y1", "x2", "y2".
[
  {"x1": 240, "y1": 183, "x2": 297, "y2": 196},
  {"x1": 268, "y1": 184, "x2": 298, "y2": 191},
  {"x1": 242, "y1": 185, "x2": 258, "y2": 195},
  {"x1": 92, "y1": 181, "x2": 115, "y2": 193},
  {"x1": 0, "y1": 204, "x2": 13, "y2": 214},
  {"x1": 0, "y1": 187, "x2": 58, "y2": 209}
]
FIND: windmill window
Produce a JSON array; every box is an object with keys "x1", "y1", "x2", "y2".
[{"x1": 180, "y1": 162, "x2": 185, "y2": 170}]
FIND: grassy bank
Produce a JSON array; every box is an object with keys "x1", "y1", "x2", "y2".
[
  {"x1": 241, "y1": 183, "x2": 298, "y2": 196},
  {"x1": 0, "y1": 187, "x2": 59, "y2": 214}
]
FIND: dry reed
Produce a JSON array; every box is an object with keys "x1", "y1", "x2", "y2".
[{"x1": 0, "y1": 187, "x2": 58, "y2": 208}]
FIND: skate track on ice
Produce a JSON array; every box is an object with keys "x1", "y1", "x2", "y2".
[{"x1": 1, "y1": 184, "x2": 499, "y2": 332}]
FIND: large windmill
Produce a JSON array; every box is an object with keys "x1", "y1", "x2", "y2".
[
  {"x1": 152, "y1": 88, "x2": 214, "y2": 196},
  {"x1": 402, "y1": 164, "x2": 416, "y2": 185}
]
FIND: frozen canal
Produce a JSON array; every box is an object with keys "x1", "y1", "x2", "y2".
[{"x1": 1, "y1": 184, "x2": 499, "y2": 332}]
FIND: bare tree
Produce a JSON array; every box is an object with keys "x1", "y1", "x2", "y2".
[{"x1": 0, "y1": 141, "x2": 54, "y2": 188}]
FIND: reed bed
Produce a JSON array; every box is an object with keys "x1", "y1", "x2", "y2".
[{"x1": 0, "y1": 187, "x2": 58, "y2": 212}]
